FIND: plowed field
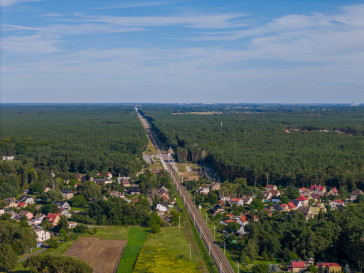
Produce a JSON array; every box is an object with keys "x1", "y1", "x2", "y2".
[{"x1": 64, "y1": 237, "x2": 127, "y2": 273}]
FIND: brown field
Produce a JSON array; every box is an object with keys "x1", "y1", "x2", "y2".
[{"x1": 64, "y1": 237, "x2": 127, "y2": 273}]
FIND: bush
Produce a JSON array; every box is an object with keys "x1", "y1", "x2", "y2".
[
  {"x1": 252, "y1": 264, "x2": 269, "y2": 273},
  {"x1": 24, "y1": 254, "x2": 92, "y2": 273},
  {"x1": 73, "y1": 224, "x2": 88, "y2": 233},
  {"x1": 46, "y1": 237, "x2": 58, "y2": 249}
]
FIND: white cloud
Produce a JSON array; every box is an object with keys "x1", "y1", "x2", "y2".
[
  {"x1": 0, "y1": 0, "x2": 42, "y2": 7},
  {"x1": 98, "y1": 1, "x2": 173, "y2": 9},
  {"x1": 1, "y1": 35, "x2": 59, "y2": 55},
  {"x1": 73, "y1": 13, "x2": 246, "y2": 29}
]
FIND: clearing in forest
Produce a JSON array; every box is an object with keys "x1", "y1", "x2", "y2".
[{"x1": 64, "y1": 237, "x2": 127, "y2": 273}]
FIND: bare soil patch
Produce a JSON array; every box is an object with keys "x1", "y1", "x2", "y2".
[{"x1": 64, "y1": 237, "x2": 127, "y2": 273}]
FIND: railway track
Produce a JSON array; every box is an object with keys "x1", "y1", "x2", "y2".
[{"x1": 136, "y1": 108, "x2": 235, "y2": 273}]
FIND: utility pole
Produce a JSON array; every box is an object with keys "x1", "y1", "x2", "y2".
[
  {"x1": 179, "y1": 215, "x2": 180, "y2": 229},
  {"x1": 190, "y1": 241, "x2": 192, "y2": 260},
  {"x1": 206, "y1": 213, "x2": 208, "y2": 224},
  {"x1": 224, "y1": 241, "x2": 226, "y2": 255},
  {"x1": 214, "y1": 225, "x2": 215, "y2": 238}
]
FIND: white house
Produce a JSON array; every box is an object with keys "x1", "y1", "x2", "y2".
[
  {"x1": 35, "y1": 229, "x2": 51, "y2": 242},
  {"x1": 19, "y1": 196, "x2": 34, "y2": 205},
  {"x1": 198, "y1": 186, "x2": 210, "y2": 195},
  {"x1": 54, "y1": 201, "x2": 70, "y2": 210},
  {"x1": 156, "y1": 204, "x2": 167, "y2": 215},
  {"x1": 229, "y1": 198, "x2": 244, "y2": 207},
  {"x1": 241, "y1": 195, "x2": 253, "y2": 205},
  {"x1": 220, "y1": 196, "x2": 230, "y2": 202},
  {"x1": 2, "y1": 156, "x2": 15, "y2": 160},
  {"x1": 0, "y1": 209, "x2": 4, "y2": 215}
]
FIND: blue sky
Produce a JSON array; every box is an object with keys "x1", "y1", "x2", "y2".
[{"x1": 1, "y1": 0, "x2": 364, "y2": 103}]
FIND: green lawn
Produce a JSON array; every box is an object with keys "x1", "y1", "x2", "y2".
[
  {"x1": 133, "y1": 227, "x2": 201, "y2": 273},
  {"x1": 117, "y1": 227, "x2": 148, "y2": 273}
]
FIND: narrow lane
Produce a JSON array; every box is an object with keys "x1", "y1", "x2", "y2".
[{"x1": 136, "y1": 108, "x2": 235, "y2": 273}]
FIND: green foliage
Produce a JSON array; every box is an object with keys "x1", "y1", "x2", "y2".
[
  {"x1": 42, "y1": 189, "x2": 63, "y2": 202},
  {"x1": 308, "y1": 265, "x2": 318, "y2": 273},
  {"x1": 73, "y1": 224, "x2": 88, "y2": 233},
  {"x1": 47, "y1": 237, "x2": 59, "y2": 249},
  {"x1": 79, "y1": 181, "x2": 102, "y2": 201},
  {"x1": 0, "y1": 244, "x2": 17, "y2": 272},
  {"x1": 252, "y1": 264, "x2": 269, "y2": 273},
  {"x1": 143, "y1": 105, "x2": 364, "y2": 190},
  {"x1": 41, "y1": 203, "x2": 59, "y2": 214},
  {"x1": 227, "y1": 221, "x2": 239, "y2": 233},
  {"x1": 24, "y1": 253, "x2": 92, "y2": 273},
  {"x1": 250, "y1": 198, "x2": 264, "y2": 211}
]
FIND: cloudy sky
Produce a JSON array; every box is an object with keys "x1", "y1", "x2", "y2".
[{"x1": 1, "y1": 0, "x2": 364, "y2": 103}]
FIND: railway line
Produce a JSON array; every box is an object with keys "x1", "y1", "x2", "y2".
[{"x1": 136, "y1": 108, "x2": 235, "y2": 273}]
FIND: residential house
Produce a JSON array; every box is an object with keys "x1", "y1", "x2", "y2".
[
  {"x1": 264, "y1": 190, "x2": 280, "y2": 200},
  {"x1": 17, "y1": 202, "x2": 27, "y2": 208},
  {"x1": 236, "y1": 215, "x2": 249, "y2": 227},
  {"x1": 229, "y1": 198, "x2": 244, "y2": 207},
  {"x1": 348, "y1": 189, "x2": 364, "y2": 201},
  {"x1": 309, "y1": 206, "x2": 325, "y2": 218},
  {"x1": 4, "y1": 197, "x2": 17, "y2": 208},
  {"x1": 197, "y1": 186, "x2": 210, "y2": 195},
  {"x1": 211, "y1": 182, "x2": 221, "y2": 191},
  {"x1": 107, "y1": 172, "x2": 113, "y2": 179},
  {"x1": 0, "y1": 209, "x2": 4, "y2": 215},
  {"x1": 220, "y1": 195, "x2": 230, "y2": 203},
  {"x1": 287, "y1": 202, "x2": 296, "y2": 210},
  {"x1": 290, "y1": 200, "x2": 302, "y2": 209},
  {"x1": 32, "y1": 214, "x2": 46, "y2": 225},
  {"x1": 241, "y1": 195, "x2": 253, "y2": 205},
  {"x1": 291, "y1": 262, "x2": 307, "y2": 273},
  {"x1": 272, "y1": 203, "x2": 283, "y2": 212},
  {"x1": 327, "y1": 187, "x2": 339, "y2": 196},
  {"x1": 62, "y1": 189, "x2": 74, "y2": 200},
  {"x1": 19, "y1": 195, "x2": 34, "y2": 205},
  {"x1": 68, "y1": 221, "x2": 78, "y2": 229},
  {"x1": 212, "y1": 205, "x2": 225, "y2": 214},
  {"x1": 110, "y1": 191, "x2": 125, "y2": 198},
  {"x1": 156, "y1": 204, "x2": 167, "y2": 215},
  {"x1": 329, "y1": 200, "x2": 345, "y2": 209},
  {"x1": 265, "y1": 184, "x2": 278, "y2": 191},
  {"x1": 317, "y1": 263, "x2": 342, "y2": 273},
  {"x1": 122, "y1": 178, "x2": 131, "y2": 188},
  {"x1": 281, "y1": 204, "x2": 290, "y2": 211},
  {"x1": 5, "y1": 210, "x2": 17, "y2": 219},
  {"x1": 2, "y1": 155, "x2": 15, "y2": 160},
  {"x1": 130, "y1": 184, "x2": 141, "y2": 195},
  {"x1": 297, "y1": 206, "x2": 310, "y2": 219},
  {"x1": 299, "y1": 187, "x2": 306, "y2": 194},
  {"x1": 47, "y1": 213, "x2": 61, "y2": 226},
  {"x1": 296, "y1": 195, "x2": 309, "y2": 206},
  {"x1": 35, "y1": 229, "x2": 51, "y2": 242},
  {"x1": 94, "y1": 179, "x2": 112, "y2": 185},
  {"x1": 17, "y1": 211, "x2": 33, "y2": 220},
  {"x1": 44, "y1": 187, "x2": 52, "y2": 193},
  {"x1": 310, "y1": 185, "x2": 326, "y2": 196},
  {"x1": 54, "y1": 201, "x2": 70, "y2": 210}
]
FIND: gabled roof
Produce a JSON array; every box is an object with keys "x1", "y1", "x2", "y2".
[
  {"x1": 266, "y1": 184, "x2": 276, "y2": 188},
  {"x1": 240, "y1": 216, "x2": 248, "y2": 223},
  {"x1": 291, "y1": 262, "x2": 306, "y2": 268},
  {"x1": 334, "y1": 199, "x2": 344, "y2": 204},
  {"x1": 317, "y1": 263, "x2": 341, "y2": 267},
  {"x1": 224, "y1": 220, "x2": 235, "y2": 224},
  {"x1": 230, "y1": 198, "x2": 241, "y2": 202},
  {"x1": 310, "y1": 185, "x2": 325, "y2": 191},
  {"x1": 47, "y1": 213, "x2": 60, "y2": 222},
  {"x1": 287, "y1": 202, "x2": 296, "y2": 209},
  {"x1": 296, "y1": 195, "x2": 308, "y2": 201},
  {"x1": 17, "y1": 202, "x2": 26, "y2": 207}
]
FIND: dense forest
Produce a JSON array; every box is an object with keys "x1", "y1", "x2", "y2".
[
  {"x1": 0, "y1": 104, "x2": 148, "y2": 198},
  {"x1": 141, "y1": 104, "x2": 364, "y2": 191}
]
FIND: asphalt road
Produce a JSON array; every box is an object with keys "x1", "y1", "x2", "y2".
[{"x1": 136, "y1": 108, "x2": 235, "y2": 273}]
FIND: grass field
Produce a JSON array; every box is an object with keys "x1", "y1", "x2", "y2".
[
  {"x1": 117, "y1": 227, "x2": 148, "y2": 273},
  {"x1": 133, "y1": 227, "x2": 202, "y2": 273},
  {"x1": 64, "y1": 237, "x2": 127, "y2": 273}
]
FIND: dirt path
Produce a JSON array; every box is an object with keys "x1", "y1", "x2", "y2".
[{"x1": 18, "y1": 248, "x2": 46, "y2": 262}]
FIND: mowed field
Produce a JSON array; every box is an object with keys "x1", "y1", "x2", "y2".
[{"x1": 64, "y1": 237, "x2": 127, "y2": 273}]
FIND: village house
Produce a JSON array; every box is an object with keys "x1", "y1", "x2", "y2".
[
  {"x1": 18, "y1": 195, "x2": 34, "y2": 205},
  {"x1": 310, "y1": 185, "x2": 326, "y2": 196},
  {"x1": 241, "y1": 195, "x2": 253, "y2": 205},
  {"x1": 32, "y1": 213, "x2": 46, "y2": 225},
  {"x1": 265, "y1": 184, "x2": 278, "y2": 191},
  {"x1": 5, "y1": 210, "x2": 17, "y2": 219},
  {"x1": 317, "y1": 263, "x2": 342, "y2": 273},
  {"x1": 94, "y1": 179, "x2": 113, "y2": 185},
  {"x1": 158, "y1": 186, "x2": 170, "y2": 202},
  {"x1": 54, "y1": 201, "x2": 70, "y2": 210},
  {"x1": 197, "y1": 186, "x2": 210, "y2": 195},
  {"x1": 211, "y1": 182, "x2": 221, "y2": 191},
  {"x1": 17, "y1": 202, "x2": 27, "y2": 208},
  {"x1": 327, "y1": 187, "x2": 339, "y2": 196},
  {"x1": 329, "y1": 199, "x2": 345, "y2": 209},
  {"x1": 212, "y1": 204, "x2": 225, "y2": 214},
  {"x1": 236, "y1": 215, "x2": 249, "y2": 227},
  {"x1": 35, "y1": 228, "x2": 51, "y2": 242},
  {"x1": 107, "y1": 172, "x2": 113, "y2": 179},
  {"x1": 220, "y1": 195, "x2": 230, "y2": 203},
  {"x1": 2, "y1": 155, "x2": 15, "y2": 160},
  {"x1": 299, "y1": 187, "x2": 306, "y2": 194},
  {"x1": 122, "y1": 178, "x2": 131, "y2": 188},
  {"x1": 4, "y1": 197, "x2": 17, "y2": 208},
  {"x1": 110, "y1": 191, "x2": 125, "y2": 198},
  {"x1": 156, "y1": 203, "x2": 167, "y2": 215},
  {"x1": 0, "y1": 209, "x2": 4, "y2": 215},
  {"x1": 47, "y1": 213, "x2": 61, "y2": 226},
  {"x1": 263, "y1": 190, "x2": 281, "y2": 200},
  {"x1": 348, "y1": 189, "x2": 364, "y2": 201},
  {"x1": 296, "y1": 195, "x2": 309, "y2": 206},
  {"x1": 44, "y1": 187, "x2": 52, "y2": 193},
  {"x1": 290, "y1": 261, "x2": 307, "y2": 273},
  {"x1": 309, "y1": 206, "x2": 325, "y2": 217},
  {"x1": 229, "y1": 198, "x2": 244, "y2": 207},
  {"x1": 68, "y1": 221, "x2": 78, "y2": 229},
  {"x1": 17, "y1": 211, "x2": 33, "y2": 220},
  {"x1": 130, "y1": 184, "x2": 141, "y2": 195},
  {"x1": 62, "y1": 189, "x2": 74, "y2": 200}
]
